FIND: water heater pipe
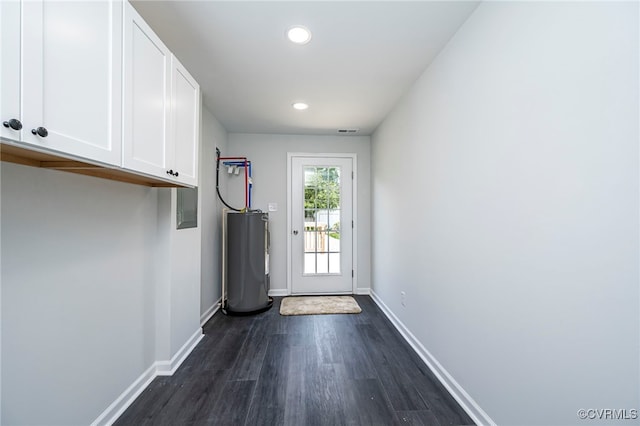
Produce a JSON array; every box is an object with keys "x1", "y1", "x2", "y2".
[
  {"x1": 223, "y1": 160, "x2": 253, "y2": 209},
  {"x1": 218, "y1": 156, "x2": 249, "y2": 210}
]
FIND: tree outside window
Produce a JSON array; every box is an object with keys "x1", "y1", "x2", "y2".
[{"x1": 304, "y1": 167, "x2": 341, "y2": 239}]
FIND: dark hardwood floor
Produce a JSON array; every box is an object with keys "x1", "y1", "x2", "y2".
[{"x1": 114, "y1": 296, "x2": 475, "y2": 426}]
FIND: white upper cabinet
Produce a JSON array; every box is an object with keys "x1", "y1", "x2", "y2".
[
  {"x1": 2, "y1": 0, "x2": 200, "y2": 187},
  {"x1": 17, "y1": 0, "x2": 123, "y2": 165},
  {"x1": 122, "y1": 1, "x2": 172, "y2": 180},
  {"x1": 170, "y1": 55, "x2": 200, "y2": 187},
  {"x1": 123, "y1": 2, "x2": 200, "y2": 186},
  {"x1": 1, "y1": 1, "x2": 22, "y2": 141}
]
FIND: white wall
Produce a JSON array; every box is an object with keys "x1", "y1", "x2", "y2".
[
  {"x1": 169, "y1": 189, "x2": 201, "y2": 357},
  {"x1": 1, "y1": 163, "x2": 159, "y2": 425},
  {"x1": 227, "y1": 133, "x2": 371, "y2": 294},
  {"x1": 371, "y1": 2, "x2": 639, "y2": 425},
  {"x1": 1, "y1": 123, "x2": 210, "y2": 424},
  {"x1": 155, "y1": 187, "x2": 202, "y2": 362},
  {"x1": 200, "y1": 107, "x2": 228, "y2": 321},
  {"x1": 0, "y1": 159, "x2": 3, "y2": 424}
]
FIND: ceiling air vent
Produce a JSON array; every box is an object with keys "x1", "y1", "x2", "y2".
[{"x1": 337, "y1": 128, "x2": 359, "y2": 134}]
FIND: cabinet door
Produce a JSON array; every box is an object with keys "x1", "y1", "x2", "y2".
[
  {"x1": 170, "y1": 55, "x2": 200, "y2": 186},
  {"x1": 21, "y1": 0, "x2": 122, "y2": 165},
  {"x1": 122, "y1": 1, "x2": 172, "y2": 180},
  {"x1": 1, "y1": 1, "x2": 23, "y2": 141}
]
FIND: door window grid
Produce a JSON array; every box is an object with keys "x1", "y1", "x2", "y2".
[{"x1": 303, "y1": 166, "x2": 341, "y2": 274}]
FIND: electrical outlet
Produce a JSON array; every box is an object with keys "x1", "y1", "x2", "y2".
[{"x1": 401, "y1": 291, "x2": 406, "y2": 307}]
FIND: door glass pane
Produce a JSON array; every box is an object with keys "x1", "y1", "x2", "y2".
[
  {"x1": 316, "y1": 209, "x2": 329, "y2": 230},
  {"x1": 329, "y1": 253, "x2": 341, "y2": 274},
  {"x1": 316, "y1": 253, "x2": 329, "y2": 274},
  {"x1": 304, "y1": 253, "x2": 315, "y2": 274},
  {"x1": 303, "y1": 166, "x2": 341, "y2": 275}
]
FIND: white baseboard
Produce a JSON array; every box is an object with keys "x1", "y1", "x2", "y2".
[
  {"x1": 92, "y1": 328, "x2": 204, "y2": 426},
  {"x1": 201, "y1": 298, "x2": 221, "y2": 326},
  {"x1": 370, "y1": 290, "x2": 495, "y2": 426},
  {"x1": 90, "y1": 364, "x2": 157, "y2": 426},
  {"x1": 156, "y1": 328, "x2": 204, "y2": 376},
  {"x1": 270, "y1": 288, "x2": 370, "y2": 296}
]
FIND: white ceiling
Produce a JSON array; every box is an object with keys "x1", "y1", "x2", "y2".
[{"x1": 131, "y1": 1, "x2": 480, "y2": 136}]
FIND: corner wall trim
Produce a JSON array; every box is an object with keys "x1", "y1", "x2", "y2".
[
  {"x1": 370, "y1": 290, "x2": 495, "y2": 426},
  {"x1": 268, "y1": 289, "x2": 288, "y2": 297},
  {"x1": 156, "y1": 328, "x2": 204, "y2": 376},
  {"x1": 356, "y1": 287, "x2": 371, "y2": 295},
  {"x1": 201, "y1": 298, "x2": 221, "y2": 326},
  {"x1": 92, "y1": 328, "x2": 204, "y2": 426}
]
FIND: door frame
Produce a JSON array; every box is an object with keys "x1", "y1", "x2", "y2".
[{"x1": 287, "y1": 152, "x2": 358, "y2": 295}]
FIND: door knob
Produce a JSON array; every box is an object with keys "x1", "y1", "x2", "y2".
[
  {"x1": 3, "y1": 118, "x2": 22, "y2": 131},
  {"x1": 293, "y1": 230, "x2": 299, "y2": 235},
  {"x1": 31, "y1": 127, "x2": 48, "y2": 137}
]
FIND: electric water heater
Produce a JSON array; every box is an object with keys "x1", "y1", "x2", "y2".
[{"x1": 223, "y1": 211, "x2": 272, "y2": 315}]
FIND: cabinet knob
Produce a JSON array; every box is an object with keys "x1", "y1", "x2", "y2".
[
  {"x1": 31, "y1": 127, "x2": 48, "y2": 137},
  {"x1": 174, "y1": 171, "x2": 179, "y2": 177},
  {"x1": 3, "y1": 119, "x2": 22, "y2": 131},
  {"x1": 167, "y1": 169, "x2": 174, "y2": 176}
]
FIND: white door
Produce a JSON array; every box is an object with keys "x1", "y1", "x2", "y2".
[
  {"x1": 21, "y1": 0, "x2": 122, "y2": 165},
  {"x1": 290, "y1": 156, "x2": 354, "y2": 294},
  {"x1": 122, "y1": 1, "x2": 171, "y2": 179}
]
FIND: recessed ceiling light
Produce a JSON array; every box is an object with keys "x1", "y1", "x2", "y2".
[
  {"x1": 287, "y1": 26, "x2": 312, "y2": 45},
  {"x1": 292, "y1": 102, "x2": 309, "y2": 110}
]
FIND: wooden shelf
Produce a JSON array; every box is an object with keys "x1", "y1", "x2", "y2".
[{"x1": 0, "y1": 142, "x2": 187, "y2": 188}]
